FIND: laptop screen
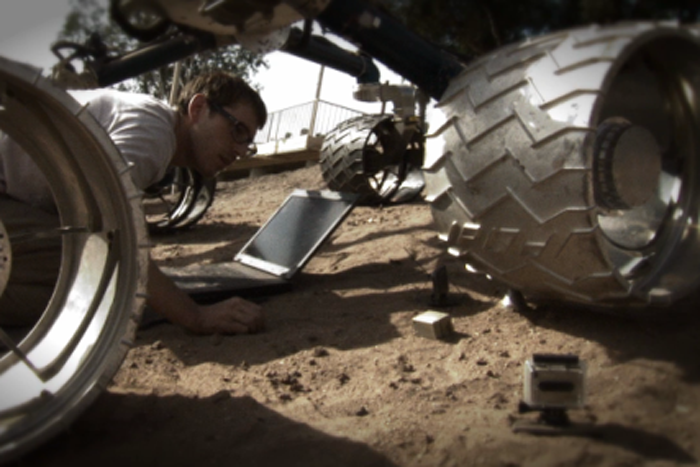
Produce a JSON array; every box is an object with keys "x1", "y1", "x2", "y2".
[{"x1": 234, "y1": 190, "x2": 358, "y2": 279}]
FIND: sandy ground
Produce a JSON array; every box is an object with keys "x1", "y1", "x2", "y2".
[{"x1": 11, "y1": 164, "x2": 700, "y2": 466}]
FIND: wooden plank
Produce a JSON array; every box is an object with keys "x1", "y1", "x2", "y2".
[
  {"x1": 223, "y1": 149, "x2": 319, "y2": 171},
  {"x1": 222, "y1": 135, "x2": 323, "y2": 172}
]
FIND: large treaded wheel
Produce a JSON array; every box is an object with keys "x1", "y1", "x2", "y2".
[
  {"x1": 424, "y1": 23, "x2": 700, "y2": 307},
  {"x1": 0, "y1": 57, "x2": 148, "y2": 461},
  {"x1": 320, "y1": 114, "x2": 425, "y2": 206}
]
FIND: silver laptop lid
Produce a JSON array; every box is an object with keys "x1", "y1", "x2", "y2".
[{"x1": 234, "y1": 189, "x2": 358, "y2": 279}]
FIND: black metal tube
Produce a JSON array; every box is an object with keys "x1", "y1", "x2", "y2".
[
  {"x1": 316, "y1": 0, "x2": 465, "y2": 100},
  {"x1": 282, "y1": 28, "x2": 380, "y2": 83},
  {"x1": 94, "y1": 34, "x2": 216, "y2": 87}
]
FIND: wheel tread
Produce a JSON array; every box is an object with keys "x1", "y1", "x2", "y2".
[{"x1": 425, "y1": 24, "x2": 677, "y2": 303}]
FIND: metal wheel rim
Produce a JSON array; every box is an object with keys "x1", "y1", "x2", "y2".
[
  {"x1": 591, "y1": 32, "x2": 700, "y2": 303},
  {"x1": 144, "y1": 167, "x2": 194, "y2": 231},
  {"x1": 175, "y1": 174, "x2": 216, "y2": 229},
  {"x1": 364, "y1": 127, "x2": 402, "y2": 199},
  {"x1": 144, "y1": 168, "x2": 216, "y2": 233},
  {"x1": 363, "y1": 122, "x2": 424, "y2": 203},
  {"x1": 0, "y1": 58, "x2": 147, "y2": 461}
]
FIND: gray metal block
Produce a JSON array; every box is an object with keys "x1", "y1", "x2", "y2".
[{"x1": 412, "y1": 311, "x2": 453, "y2": 340}]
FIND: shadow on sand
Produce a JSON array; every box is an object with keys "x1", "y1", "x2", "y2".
[{"x1": 9, "y1": 391, "x2": 397, "y2": 467}]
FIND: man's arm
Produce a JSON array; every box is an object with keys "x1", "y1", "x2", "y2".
[{"x1": 146, "y1": 259, "x2": 265, "y2": 334}]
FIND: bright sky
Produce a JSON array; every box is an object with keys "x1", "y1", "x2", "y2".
[{"x1": 0, "y1": 0, "x2": 403, "y2": 113}]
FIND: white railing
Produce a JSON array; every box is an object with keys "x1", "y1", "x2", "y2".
[{"x1": 256, "y1": 99, "x2": 366, "y2": 144}]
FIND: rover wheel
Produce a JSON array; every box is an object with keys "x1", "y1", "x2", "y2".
[
  {"x1": 424, "y1": 23, "x2": 700, "y2": 307},
  {"x1": 144, "y1": 168, "x2": 217, "y2": 234},
  {"x1": 0, "y1": 57, "x2": 148, "y2": 461},
  {"x1": 320, "y1": 114, "x2": 424, "y2": 206},
  {"x1": 174, "y1": 172, "x2": 216, "y2": 230}
]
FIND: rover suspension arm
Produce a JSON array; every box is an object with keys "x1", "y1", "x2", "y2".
[
  {"x1": 85, "y1": 0, "x2": 464, "y2": 99},
  {"x1": 314, "y1": 0, "x2": 465, "y2": 100}
]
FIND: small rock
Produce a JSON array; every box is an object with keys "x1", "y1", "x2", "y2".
[
  {"x1": 356, "y1": 406, "x2": 369, "y2": 417},
  {"x1": 476, "y1": 359, "x2": 488, "y2": 366},
  {"x1": 313, "y1": 347, "x2": 329, "y2": 358},
  {"x1": 151, "y1": 340, "x2": 164, "y2": 350}
]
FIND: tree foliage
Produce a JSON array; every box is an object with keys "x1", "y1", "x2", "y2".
[
  {"x1": 56, "y1": 0, "x2": 267, "y2": 99},
  {"x1": 378, "y1": 0, "x2": 700, "y2": 61}
]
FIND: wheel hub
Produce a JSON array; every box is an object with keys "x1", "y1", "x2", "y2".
[{"x1": 594, "y1": 120, "x2": 662, "y2": 210}]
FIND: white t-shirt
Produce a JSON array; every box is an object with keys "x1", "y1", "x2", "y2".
[{"x1": 0, "y1": 88, "x2": 176, "y2": 213}]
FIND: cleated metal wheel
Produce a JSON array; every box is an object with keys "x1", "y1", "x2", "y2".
[
  {"x1": 320, "y1": 114, "x2": 425, "y2": 206},
  {"x1": 424, "y1": 23, "x2": 700, "y2": 307},
  {"x1": 143, "y1": 167, "x2": 217, "y2": 234},
  {"x1": 0, "y1": 57, "x2": 148, "y2": 461}
]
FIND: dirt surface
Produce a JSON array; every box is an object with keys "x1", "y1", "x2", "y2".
[{"x1": 13, "y1": 164, "x2": 700, "y2": 466}]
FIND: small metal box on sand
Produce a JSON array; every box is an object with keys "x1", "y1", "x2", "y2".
[
  {"x1": 523, "y1": 354, "x2": 586, "y2": 410},
  {"x1": 412, "y1": 311, "x2": 453, "y2": 340}
]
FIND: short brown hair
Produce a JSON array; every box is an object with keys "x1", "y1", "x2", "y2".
[{"x1": 177, "y1": 71, "x2": 267, "y2": 128}]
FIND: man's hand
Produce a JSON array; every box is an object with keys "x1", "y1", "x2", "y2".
[
  {"x1": 192, "y1": 296, "x2": 265, "y2": 335},
  {"x1": 147, "y1": 260, "x2": 265, "y2": 335}
]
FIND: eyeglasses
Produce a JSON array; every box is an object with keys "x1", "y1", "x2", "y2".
[{"x1": 208, "y1": 101, "x2": 258, "y2": 156}]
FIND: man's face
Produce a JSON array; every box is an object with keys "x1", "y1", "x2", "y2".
[{"x1": 190, "y1": 100, "x2": 260, "y2": 177}]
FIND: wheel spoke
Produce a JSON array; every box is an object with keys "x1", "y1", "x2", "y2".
[
  {"x1": 9, "y1": 226, "x2": 90, "y2": 245},
  {"x1": 0, "y1": 328, "x2": 40, "y2": 380},
  {"x1": 33, "y1": 233, "x2": 121, "y2": 380}
]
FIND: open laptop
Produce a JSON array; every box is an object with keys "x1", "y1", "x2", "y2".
[{"x1": 160, "y1": 189, "x2": 359, "y2": 304}]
